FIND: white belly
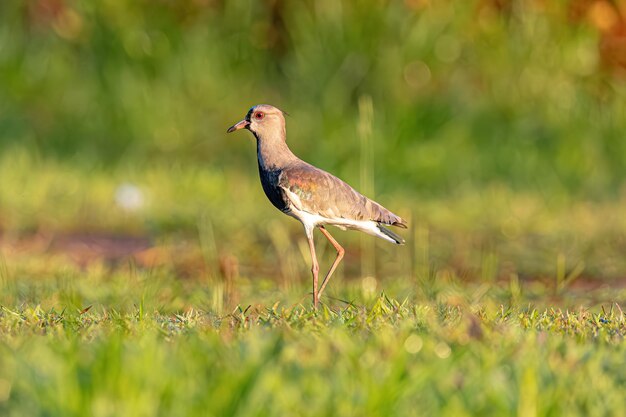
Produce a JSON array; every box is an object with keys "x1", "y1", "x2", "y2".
[{"x1": 286, "y1": 205, "x2": 381, "y2": 237}]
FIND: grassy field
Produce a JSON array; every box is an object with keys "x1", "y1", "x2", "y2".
[
  {"x1": 1, "y1": 271, "x2": 625, "y2": 416},
  {"x1": 1, "y1": 158, "x2": 625, "y2": 416},
  {"x1": 2, "y1": 0, "x2": 626, "y2": 415}
]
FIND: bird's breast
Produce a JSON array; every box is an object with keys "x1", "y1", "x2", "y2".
[{"x1": 257, "y1": 165, "x2": 290, "y2": 213}]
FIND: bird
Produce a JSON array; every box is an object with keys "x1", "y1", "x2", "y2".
[{"x1": 227, "y1": 104, "x2": 407, "y2": 309}]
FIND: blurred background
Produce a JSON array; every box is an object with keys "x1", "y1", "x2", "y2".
[{"x1": 1, "y1": 0, "x2": 626, "y2": 309}]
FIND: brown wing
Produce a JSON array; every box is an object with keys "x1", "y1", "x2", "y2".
[{"x1": 278, "y1": 162, "x2": 407, "y2": 228}]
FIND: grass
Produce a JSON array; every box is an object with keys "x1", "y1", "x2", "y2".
[
  {"x1": 1, "y1": 236, "x2": 626, "y2": 416},
  {"x1": 2, "y1": 148, "x2": 626, "y2": 286},
  {"x1": 1, "y1": 288, "x2": 625, "y2": 416}
]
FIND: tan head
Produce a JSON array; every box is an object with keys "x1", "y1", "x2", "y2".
[{"x1": 226, "y1": 104, "x2": 287, "y2": 141}]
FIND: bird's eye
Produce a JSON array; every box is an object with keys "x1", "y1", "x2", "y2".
[{"x1": 255, "y1": 112, "x2": 265, "y2": 120}]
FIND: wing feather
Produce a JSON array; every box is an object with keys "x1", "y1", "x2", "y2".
[{"x1": 278, "y1": 163, "x2": 407, "y2": 228}]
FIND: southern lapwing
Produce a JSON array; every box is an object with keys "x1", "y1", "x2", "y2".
[{"x1": 227, "y1": 104, "x2": 407, "y2": 309}]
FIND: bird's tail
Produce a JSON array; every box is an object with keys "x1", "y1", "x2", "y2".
[{"x1": 376, "y1": 224, "x2": 405, "y2": 245}]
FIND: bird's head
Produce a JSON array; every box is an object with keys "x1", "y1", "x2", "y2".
[{"x1": 227, "y1": 104, "x2": 287, "y2": 141}]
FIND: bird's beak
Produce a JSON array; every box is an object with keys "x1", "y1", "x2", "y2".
[{"x1": 226, "y1": 119, "x2": 250, "y2": 133}]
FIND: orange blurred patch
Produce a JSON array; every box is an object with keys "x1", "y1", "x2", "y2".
[
  {"x1": 570, "y1": 0, "x2": 626, "y2": 75},
  {"x1": 588, "y1": 0, "x2": 621, "y2": 32}
]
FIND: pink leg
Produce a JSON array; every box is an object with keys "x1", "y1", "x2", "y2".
[
  {"x1": 306, "y1": 229, "x2": 320, "y2": 309},
  {"x1": 316, "y1": 226, "x2": 345, "y2": 302}
]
